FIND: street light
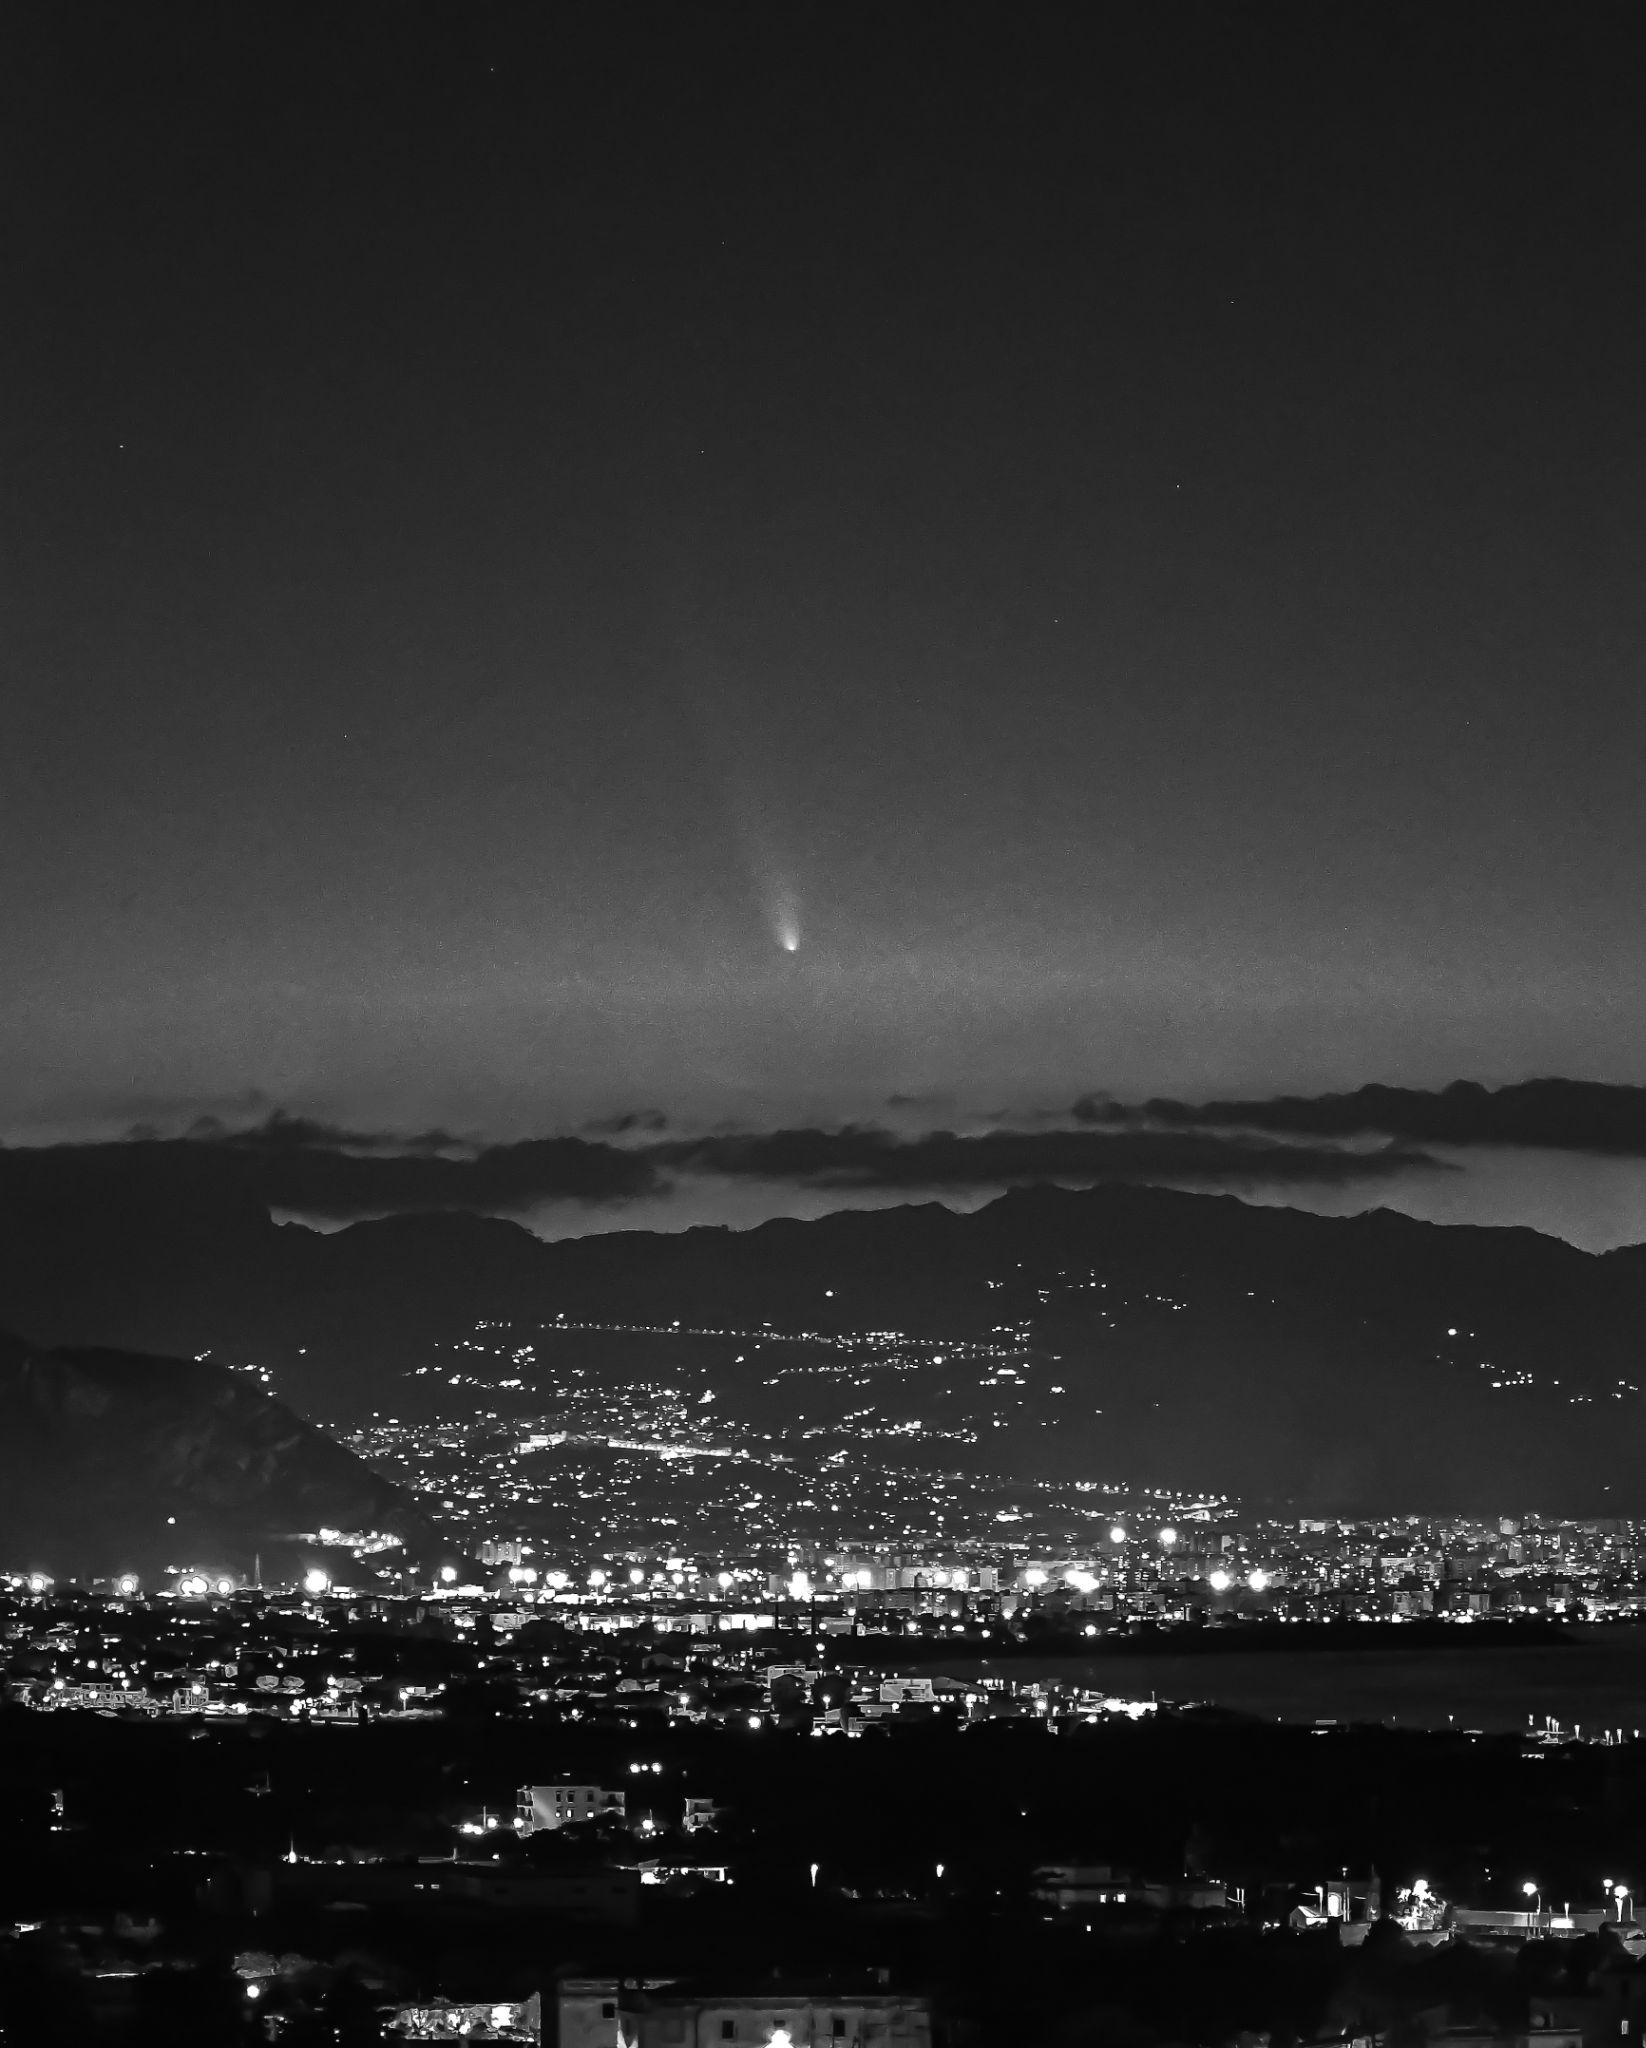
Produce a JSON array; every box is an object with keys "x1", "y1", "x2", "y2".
[
  {"x1": 1615, "y1": 1883, "x2": 1632, "y2": 1921},
  {"x1": 1523, "y1": 1882, "x2": 1541, "y2": 1922}
]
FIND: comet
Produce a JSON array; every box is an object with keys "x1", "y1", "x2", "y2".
[{"x1": 770, "y1": 883, "x2": 801, "y2": 953}]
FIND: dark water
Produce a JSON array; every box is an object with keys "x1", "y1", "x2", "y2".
[{"x1": 948, "y1": 1625, "x2": 1646, "y2": 1732}]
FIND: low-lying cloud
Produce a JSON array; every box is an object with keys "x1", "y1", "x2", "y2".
[
  {"x1": 0, "y1": 1109, "x2": 1439, "y2": 1230},
  {"x1": 1074, "y1": 1077, "x2": 1646, "y2": 1155}
]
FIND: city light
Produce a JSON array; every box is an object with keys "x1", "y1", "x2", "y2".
[
  {"x1": 440, "y1": 1565, "x2": 458, "y2": 1584},
  {"x1": 116, "y1": 1574, "x2": 138, "y2": 1597},
  {"x1": 303, "y1": 1569, "x2": 329, "y2": 1596},
  {"x1": 1023, "y1": 1567, "x2": 1048, "y2": 1587},
  {"x1": 1208, "y1": 1569, "x2": 1231, "y2": 1591},
  {"x1": 1159, "y1": 1527, "x2": 1177, "y2": 1547},
  {"x1": 1247, "y1": 1569, "x2": 1269, "y2": 1592},
  {"x1": 1109, "y1": 1526, "x2": 1127, "y2": 1544}
]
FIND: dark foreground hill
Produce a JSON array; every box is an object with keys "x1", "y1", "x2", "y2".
[
  {"x1": 0, "y1": 1329, "x2": 446, "y2": 1581},
  {"x1": 7, "y1": 1165, "x2": 1646, "y2": 1511}
]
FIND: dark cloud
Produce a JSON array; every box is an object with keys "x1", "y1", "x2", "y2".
[
  {"x1": 581, "y1": 1110, "x2": 670, "y2": 1137},
  {"x1": 0, "y1": 1129, "x2": 661, "y2": 1225},
  {"x1": 0, "y1": 1113, "x2": 1438, "y2": 1235},
  {"x1": 652, "y1": 1125, "x2": 1436, "y2": 1192},
  {"x1": 1075, "y1": 1078, "x2": 1646, "y2": 1156},
  {"x1": 182, "y1": 1110, "x2": 467, "y2": 1155}
]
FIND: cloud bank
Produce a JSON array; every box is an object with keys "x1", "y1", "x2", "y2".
[
  {"x1": 19, "y1": 1078, "x2": 1646, "y2": 1252},
  {"x1": 0, "y1": 1106, "x2": 1439, "y2": 1232},
  {"x1": 1074, "y1": 1078, "x2": 1646, "y2": 1155}
]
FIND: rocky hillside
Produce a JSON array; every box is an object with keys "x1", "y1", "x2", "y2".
[{"x1": 0, "y1": 1329, "x2": 446, "y2": 1581}]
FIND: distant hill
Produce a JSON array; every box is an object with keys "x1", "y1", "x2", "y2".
[
  {"x1": 0, "y1": 1329, "x2": 447, "y2": 1581},
  {"x1": 5, "y1": 1172, "x2": 1646, "y2": 1513}
]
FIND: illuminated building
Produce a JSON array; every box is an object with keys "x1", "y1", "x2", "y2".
[
  {"x1": 559, "y1": 1979, "x2": 932, "y2": 2048},
  {"x1": 517, "y1": 1782, "x2": 628, "y2": 1832}
]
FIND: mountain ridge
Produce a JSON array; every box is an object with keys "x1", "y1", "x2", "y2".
[{"x1": 6, "y1": 1179, "x2": 1646, "y2": 1513}]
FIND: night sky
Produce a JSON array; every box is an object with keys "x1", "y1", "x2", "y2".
[{"x1": 6, "y1": 5, "x2": 1646, "y2": 1152}]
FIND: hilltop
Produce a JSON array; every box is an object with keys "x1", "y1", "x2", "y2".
[{"x1": 0, "y1": 1329, "x2": 446, "y2": 1581}]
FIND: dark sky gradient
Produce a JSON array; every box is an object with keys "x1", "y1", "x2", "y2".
[{"x1": 6, "y1": 5, "x2": 1646, "y2": 1140}]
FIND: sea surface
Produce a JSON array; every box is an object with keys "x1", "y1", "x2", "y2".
[{"x1": 937, "y1": 1625, "x2": 1646, "y2": 1733}]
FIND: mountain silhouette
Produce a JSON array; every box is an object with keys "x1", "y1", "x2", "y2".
[
  {"x1": 5, "y1": 1176, "x2": 1646, "y2": 1512},
  {"x1": 0, "y1": 1328, "x2": 446, "y2": 1581}
]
